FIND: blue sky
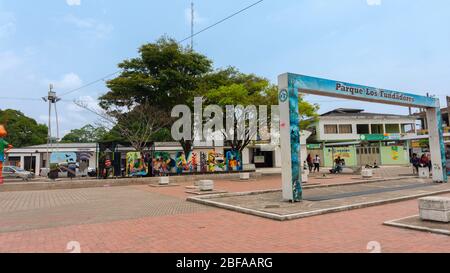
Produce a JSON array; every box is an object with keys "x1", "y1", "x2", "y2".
[{"x1": 0, "y1": 0, "x2": 449, "y2": 136}]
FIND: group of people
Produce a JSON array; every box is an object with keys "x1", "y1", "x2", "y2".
[
  {"x1": 410, "y1": 153, "x2": 432, "y2": 175},
  {"x1": 306, "y1": 154, "x2": 345, "y2": 174},
  {"x1": 306, "y1": 154, "x2": 321, "y2": 173},
  {"x1": 330, "y1": 156, "x2": 346, "y2": 174}
]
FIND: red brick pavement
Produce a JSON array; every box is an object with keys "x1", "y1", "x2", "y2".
[{"x1": 0, "y1": 182, "x2": 449, "y2": 253}]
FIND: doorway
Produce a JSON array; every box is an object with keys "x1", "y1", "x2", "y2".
[{"x1": 356, "y1": 144, "x2": 381, "y2": 166}]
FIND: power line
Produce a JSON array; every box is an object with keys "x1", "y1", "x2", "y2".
[
  {"x1": 0, "y1": 97, "x2": 42, "y2": 101},
  {"x1": 58, "y1": 0, "x2": 264, "y2": 98},
  {"x1": 0, "y1": 1, "x2": 265, "y2": 102},
  {"x1": 179, "y1": 0, "x2": 264, "y2": 44},
  {"x1": 59, "y1": 71, "x2": 122, "y2": 97}
]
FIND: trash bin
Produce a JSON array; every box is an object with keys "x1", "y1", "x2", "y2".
[
  {"x1": 49, "y1": 169, "x2": 59, "y2": 180},
  {"x1": 361, "y1": 169, "x2": 373, "y2": 179},
  {"x1": 419, "y1": 167, "x2": 430, "y2": 178}
]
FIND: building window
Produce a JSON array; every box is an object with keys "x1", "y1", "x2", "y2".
[
  {"x1": 357, "y1": 124, "x2": 370, "y2": 134},
  {"x1": 339, "y1": 124, "x2": 353, "y2": 134},
  {"x1": 6, "y1": 156, "x2": 21, "y2": 167},
  {"x1": 385, "y1": 124, "x2": 400, "y2": 134},
  {"x1": 371, "y1": 124, "x2": 384, "y2": 134},
  {"x1": 324, "y1": 124, "x2": 338, "y2": 134},
  {"x1": 401, "y1": 123, "x2": 414, "y2": 133}
]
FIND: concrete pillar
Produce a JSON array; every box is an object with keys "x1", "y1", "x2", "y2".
[
  {"x1": 278, "y1": 74, "x2": 302, "y2": 202},
  {"x1": 426, "y1": 106, "x2": 447, "y2": 182},
  {"x1": 19, "y1": 156, "x2": 25, "y2": 170},
  {"x1": 34, "y1": 154, "x2": 41, "y2": 176},
  {"x1": 274, "y1": 146, "x2": 282, "y2": 168},
  {"x1": 242, "y1": 148, "x2": 250, "y2": 165}
]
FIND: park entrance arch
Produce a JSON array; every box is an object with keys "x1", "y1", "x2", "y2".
[{"x1": 278, "y1": 73, "x2": 447, "y2": 202}]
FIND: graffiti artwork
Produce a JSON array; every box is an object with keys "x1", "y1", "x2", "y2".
[
  {"x1": 150, "y1": 150, "x2": 241, "y2": 175},
  {"x1": 390, "y1": 146, "x2": 400, "y2": 161},
  {"x1": 175, "y1": 152, "x2": 200, "y2": 173},
  {"x1": 152, "y1": 152, "x2": 174, "y2": 175},
  {"x1": 225, "y1": 150, "x2": 242, "y2": 171},
  {"x1": 207, "y1": 151, "x2": 226, "y2": 172},
  {"x1": 126, "y1": 152, "x2": 148, "y2": 177},
  {"x1": 50, "y1": 152, "x2": 77, "y2": 169}
]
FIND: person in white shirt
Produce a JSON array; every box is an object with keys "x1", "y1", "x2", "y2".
[{"x1": 313, "y1": 155, "x2": 321, "y2": 173}]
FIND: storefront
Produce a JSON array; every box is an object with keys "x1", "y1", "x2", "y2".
[{"x1": 249, "y1": 147, "x2": 274, "y2": 168}]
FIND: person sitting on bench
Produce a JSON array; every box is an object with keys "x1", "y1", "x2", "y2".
[{"x1": 330, "y1": 157, "x2": 345, "y2": 174}]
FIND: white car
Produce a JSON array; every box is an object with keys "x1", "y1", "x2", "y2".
[{"x1": 2, "y1": 166, "x2": 35, "y2": 181}]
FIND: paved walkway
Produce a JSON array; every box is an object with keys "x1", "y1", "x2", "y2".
[
  {"x1": 0, "y1": 167, "x2": 449, "y2": 253},
  {"x1": 192, "y1": 178, "x2": 449, "y2": 220}
]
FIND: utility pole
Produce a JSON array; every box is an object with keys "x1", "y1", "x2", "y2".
[
  {"x1": 191, "y1": 1, "x2": 194, "y2": 51},
  {"x1": 42, "y1": 84, "x2": 60, "y2": 169}
]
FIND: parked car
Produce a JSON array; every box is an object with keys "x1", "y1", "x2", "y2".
[
  {"x1": 2, "y1": 166, "x2": 35, "y2": 181},
  {"x1": 87, "y1": 167, "x2": 97, "y2": 177},
  {"x1": 40, "y1": 166, "x2": 98, "y2": 178},
  {"x1": 40, "y1": 166, "x2": 82, "y2": 178}
]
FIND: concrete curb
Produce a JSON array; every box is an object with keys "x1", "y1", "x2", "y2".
[
  {"x1": 187, "y1": 177, "x2": 425, "y2": 201},
  {"x1": 0, "y1": 172, "x2": 255, "y2": 192},
  {"x1": 384, "y1": 215, "x2": 450, "y2": 236},
  {"x1": 187, "y1": 187, "x2": 450, "y2": 221}
]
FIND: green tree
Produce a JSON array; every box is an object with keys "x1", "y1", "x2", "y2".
[
  {"x1": 99, "y1": 37, "x2": 213, "y2": 154},
  {"x1": 100, "y1": 36, "x2": 212, "y2": 110},
  {"x1": 202, "y1": 70, "x2": 319, "y2": 152},
  {"x1": 61, "y1": 124, "x2": 108, "y2": 143},
  {"x1": 0, "y1": 109, "x2": 48, "y2": 148}
]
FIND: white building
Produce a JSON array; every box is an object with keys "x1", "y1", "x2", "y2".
[
  {"x1": 4, "y1": 130, "x2": 315, "y2": 175},
  {"x1": 307, "y1": 108, "x2": 419, "y2": 167},
  {"x1": 7, "y1": 143, "x2": 97, "y2": 175}
]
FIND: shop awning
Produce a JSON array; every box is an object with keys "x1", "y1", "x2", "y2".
[{"x1": 324, "y1": 141, "x2": 361, "y2": 147}]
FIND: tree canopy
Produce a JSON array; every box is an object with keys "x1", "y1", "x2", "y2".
[
  {"x1": 98, "y1": 36, "x2": 319, "y2": 153},
  {"x1": 100, "y1": 36, "x2": 213, "y2": 111},
  {"x1": 61, "y1": 124, "x2": 108, "y2": 143},
  {"x1": 0, "y1": 109, "x2": 48, "y2": 147}
]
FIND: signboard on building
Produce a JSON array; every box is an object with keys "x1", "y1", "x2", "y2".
[
  {"x1": 254, "y1": 156, "x2": 265, "y2": 164},
  {"x1": 360, "y1": 134, "x2": 401, "y2": 141},
  {"x1": 307, "y1": 144, "x2": 322, "y2": 149},
  {"x1": 289, "y1": 74, "x2": 439, "y2": 108}
]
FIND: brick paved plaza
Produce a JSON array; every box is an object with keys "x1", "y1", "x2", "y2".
[{"x1": 0, "y1": 170, "x2": 449, "y2": 253}]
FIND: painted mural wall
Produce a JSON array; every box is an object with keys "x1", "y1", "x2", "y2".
[
  {"x1": 380, "y1": 146, "x2": 408, "y2": 165},
  {"x1": 126, "y1": 152, "x2": 148, "y2": 177},
  {"x1": 324, "y1": 146, "x2": 357, "y2": 167},
  {"x1": 50, "y1": 152, "x2": 77, "y2": 170},
  {"x1": 150, "y1": 150, "x2": 242, "y2": 176}
]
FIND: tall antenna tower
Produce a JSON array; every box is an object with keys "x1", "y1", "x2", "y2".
[
  {"x1": 42, "y1": 84, "x2": 61, "y2": 168},
  {"x1": 191, "y1": 1, "x2": 194, "y2": 50}
]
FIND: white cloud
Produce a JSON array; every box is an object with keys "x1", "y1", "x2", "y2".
[
  {"x1": 184, "y1": 8, "x2": 207, "y2": 25},
  {"x1": 67, "y1": 96, "x2": 101, "y2": 113},
  {"x1": 0, "y1": 12, "x2": 16, "y2": 38},
  {"x1": 45, "y1": 73, "x2": 83, "y2": 90},
  {"x1": 66, "y1": 0, "x2": 81, "y2": 6},
  {"x1": 0, "y1": 51, "x2": 22, "y2": 73},
  {"x1": 64, "y1": 14, "x2": 113, "y2": 39},
  {"x1": 366, "y1": 0, "x2": 382, "y2": 6}
]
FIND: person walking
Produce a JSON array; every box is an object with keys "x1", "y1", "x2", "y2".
[
  {"x1": 420, "y1": 154, "x2": 430, "y2": 177},
  {"x1": 67, "y1": 162, "x2": 77, "y2": 180},
  {"x1": 411, "y1": 153, "x2": 420, "y2": 175},
  {"x1": 420, "y1": 154, "x2": 429, "y2": 168},
  {"x1": 306, "y1": 154, "x2": 313, "y2": 172},
  {"x1": 313, "y1": 155, "x2": 321, "y2": 173}
]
